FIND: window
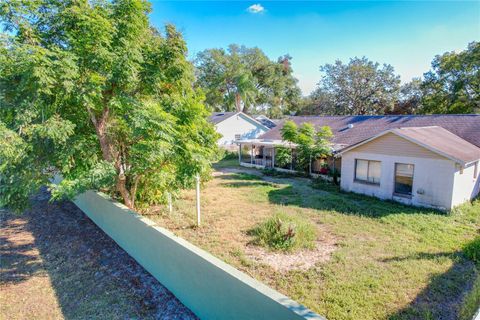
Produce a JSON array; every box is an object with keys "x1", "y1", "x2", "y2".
[
  {"x1": 394, "y1": 163, "x2": 414, "y2": 196},
  {"x1": 355, "y1": 159, "x2": 381, "y2": 185},
  {"x1": 234, "y1": 134, "x2": 241, "y2": 140}
]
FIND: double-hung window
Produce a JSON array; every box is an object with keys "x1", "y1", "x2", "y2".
[
  {"x1": 394, "y1": 163, "x2": 414, "y2": 196},
  {"x1": 355, "y1": 159, "x2": 381, "y2": 185}
]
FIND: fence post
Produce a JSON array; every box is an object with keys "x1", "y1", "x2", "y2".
[
  {"x1": 167, "y1": 193, "x2": 173, "y2": 214},
  {"x1": 196, "y1": 174, "x2": 201, "y2": 226}
]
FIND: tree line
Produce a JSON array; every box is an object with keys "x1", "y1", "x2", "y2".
[
  {"x1": 0, "y1": 0, "x2": 478, "y2": 212},
  {"x1": 195, "y1": 42, "x2": 479, "y2": 117}
]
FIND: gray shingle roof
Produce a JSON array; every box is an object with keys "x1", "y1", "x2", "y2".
[
  {"x1": 260, "y1": 115, "x2": 480, "y2": 148},
  {"x1": 208, "y1": 112, "x2": 238, "y2": 124}
]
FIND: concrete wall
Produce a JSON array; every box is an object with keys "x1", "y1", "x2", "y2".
[
  {"x1": 340, "y1": 151, "x2": 457, "y2": 210},
  {"x1": 452, "y1": 161, "x2": 480, "y2": 207},
  {"x1": 73, "y1": 191, "x2": 323, "y2": 320},
  {"x1": 216, "y1": 114, "x2": 269, "y2": 145}
]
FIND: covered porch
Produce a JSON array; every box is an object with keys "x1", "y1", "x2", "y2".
[{"x1": 236, "y1": 139, "x2": 342, "y2": 177}]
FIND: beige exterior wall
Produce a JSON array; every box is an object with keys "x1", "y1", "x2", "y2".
[
  {"x1": 340, "y1": 134, "x2": 480, "y2": 210},
  {"x1": 452, "y1": 161, "x2": 480, "y2": 207},
  {"x1": 340, "y1": 151, "x2": 456, "y2": 210},
  {"x1": 353, "y1": 133, "x2": 446, "y2": 159}
]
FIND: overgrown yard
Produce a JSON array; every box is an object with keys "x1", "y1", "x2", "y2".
[
  {"x1": 0, "y1": 190, "x2": 196, "y2": 320},
  {"x1": 149, "y1": 161, "x2": 480, "y2": 320}
]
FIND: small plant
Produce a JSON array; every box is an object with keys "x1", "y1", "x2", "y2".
[{"x1": 250, "y1": 211, "x2": 317, "y2": 252}]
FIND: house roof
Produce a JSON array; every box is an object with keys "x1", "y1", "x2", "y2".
[
  {"x1": 209, "y1": 112, "x2": 238, "y2": 124},
  {"x1": 253, "y1": 115, "x2": 278, "y2": 129},
  {"x1": 259, "y1": 114, "x2": 480, "y2": 148},
  {"x1": 208, "y1": 111, "x2": 271, "y2": 131},
  {"x1": 338, "y1": 126, "x2": 480, "y2": 165}
]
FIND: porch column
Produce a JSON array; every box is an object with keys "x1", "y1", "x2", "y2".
[
  {"x1": 309, "y1": 155, "x2": 312, "y2": 176},
  {"x1": 272, "y1": 147, "x2": 275, "y2": 168},
  {"x1": 290, "y1": 148, "x2": 293, "y2": 170},
  {"x1": 250, "y1": 145, "x2": 254, "y2": 164},
  {"x1": 263, "y1": 147, "x2": 266, "y2": 167},
  {"x1": 238, "y1": 143, "x2": 242, "y2": 164}
]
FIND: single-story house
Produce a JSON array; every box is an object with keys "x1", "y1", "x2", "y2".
[
  {"x1": 209, "y1": 112, "x2": 270, "y2": 148},
  {"x1": 235, "y1": 115, "x2": 480, "y2": 210}
]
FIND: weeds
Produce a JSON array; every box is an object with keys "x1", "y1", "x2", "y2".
[{"x1": 249, "y1": 211, "x2": 317, "y2": 252}]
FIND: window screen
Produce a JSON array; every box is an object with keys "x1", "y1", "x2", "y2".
[
  {"x1": 394, "y1": 163, "x2": 414, "y2": 195},
  {"x1": 355, "y1": 159, "x2": 381, "y2": 185}
]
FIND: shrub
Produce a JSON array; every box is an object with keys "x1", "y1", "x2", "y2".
[
  {"x1": 217, "y1": 148, "x2": 238, "y2": 161},
  {"x1": 250, "y1": 211, "x2": 317, "y2": 252},
  {"x1": 464, "y1": 237, "x2": 480, "y2": 265}
]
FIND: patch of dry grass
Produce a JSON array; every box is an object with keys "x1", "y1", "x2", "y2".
[{"x1": 149, "y1": 163, "x2": 480, "y2": 320}]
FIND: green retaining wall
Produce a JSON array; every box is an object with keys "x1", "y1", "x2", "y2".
[{"x1": 73, "y1": 191, "x2": 325, "y2": 320}]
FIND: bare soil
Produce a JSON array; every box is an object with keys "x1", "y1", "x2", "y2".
[{"x1": 0, "y1": 189, "x2": 197, "y2": 320}]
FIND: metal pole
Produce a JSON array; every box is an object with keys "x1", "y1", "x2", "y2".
[{"x1": 196, "y1": 173, "x2": 201, "y2": 226}]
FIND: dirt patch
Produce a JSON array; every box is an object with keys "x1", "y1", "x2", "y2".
[
  {"x1": 244, "y1": 231, "x2": 337, "y2": 272},
  {"x1": 0, "y1": 189, "x2": 197, "y2": 320}
]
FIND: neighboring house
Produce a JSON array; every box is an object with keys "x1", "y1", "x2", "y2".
[
  {"x1": 209, "y1": 112, "x2": 270, "y2": 147},
  {"x1": 337, "y1": 126, "x2": 480, "y2": 210},
  {"x1": 235, "y1": 115, "x2": 480, "y2": 210}
]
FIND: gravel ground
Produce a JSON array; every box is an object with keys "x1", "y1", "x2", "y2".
[{"x1": 0, "y1": 189, "x2": 198, "y2": 320}]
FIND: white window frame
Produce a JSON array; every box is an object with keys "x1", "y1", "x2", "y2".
[{"x1": 354, "y1": 159, "x2": 381, "y2": 185}]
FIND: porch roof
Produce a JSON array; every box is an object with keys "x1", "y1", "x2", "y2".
[
  {"x1": 235, "y1": 139, "x2": 295, "y2": 147},
  {"x1": 235, "y1": 139, "x2": 347, "y2": 152}
]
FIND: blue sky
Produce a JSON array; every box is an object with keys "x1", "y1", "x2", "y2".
[{"x1": 149, "y1": 1, "x2": 480, "y2": 95}]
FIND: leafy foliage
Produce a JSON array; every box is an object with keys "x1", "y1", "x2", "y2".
[
  {"x1": 195, "y1": 45, "x2": 301, "y2": 116},
  {"x1": 421, "y1": 41, "x2": 480, "y2": 114},
  {"x1": 250, "y1": 211, "x2": 317, "y2": 252},
  {"x1": 0, "y1": 0, "x2": 219, "y2": 211},
  {"x1": 307, "y1": 57, "x2": 401, "y2": 115},
  {"x1": 280, "y1": 120, "x2": 332, "y2": 172}
]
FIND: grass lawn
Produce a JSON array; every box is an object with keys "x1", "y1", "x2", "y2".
[{"x1": 148, "y1": 160, "x2": 480, "y2": 320}]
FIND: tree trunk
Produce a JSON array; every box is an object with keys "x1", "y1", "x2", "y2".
[
  {"x1": 235, "y1": 93, "x2": 242, "y2": 112},
  {"x1": 116, "y1": 173, "x2": 133, "y2": 208},
  {"x1": 89, "y1": 107, "x2": 135, "y2": 209}
]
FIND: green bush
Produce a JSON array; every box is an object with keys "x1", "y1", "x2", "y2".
[
  {"x1": 217, "y1": 148, "x2": 238, "y2": 161},
  {"x1": 464, "y1": 237, "x2": 480, "y2": 265},
  {"x1": 250, "y1": 211, "x2": 317, "y2": 252}
]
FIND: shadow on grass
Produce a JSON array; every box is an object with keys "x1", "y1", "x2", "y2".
[
  {"x1": 216, "y1": 172, "x2": 261, "y2": 181},
  {"x1": 222, "y1": 181, "x2": 275, "y2": 188},
  {"x1": 267, "y1": 184, "x2": 443, "y2": 218},
  {"x1": 387, "y1": 246, "x2": 479, "y2": 320},
  {"x1": 0, "y1": 191, "x2": 197, "y2": 320}
]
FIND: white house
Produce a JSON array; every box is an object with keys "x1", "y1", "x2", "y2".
[
  {"x1": 209, "y1": 112, "x2": 270, "y2": 147},
  {"x1": 235, "y1": 115, "x2": 480, "y2": 210},
  {"x1": 337, "y1": 126, "x2": 480, "y2": 210}
]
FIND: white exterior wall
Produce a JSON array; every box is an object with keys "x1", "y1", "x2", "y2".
[
  {"x1": 340, "y1": 151, "x2": 457, "y2": 210},
  {"x1": 216, "y1": 114, "x2": 268, "y2": 145},
  {"x1": 451, "y1": 161, "x2": 480, "y2": 207}
]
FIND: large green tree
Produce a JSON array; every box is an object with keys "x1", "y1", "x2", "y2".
[
  {"x1": 421, "y1": 41, "x2": 479, "y2": 114},
  {"x1": 195, "y1": 45, "x2": 301, "y2": 116},
  {"x1": 0, "y1": 0, "x2": 219, "y2": 211},
  {"x1": 303, "y1": 57, "x2": 401, "y2": 115}
]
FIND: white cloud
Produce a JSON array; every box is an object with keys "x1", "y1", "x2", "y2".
[{"x1": 247, "y1": 4, "x2": 265, "y2": 14}]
